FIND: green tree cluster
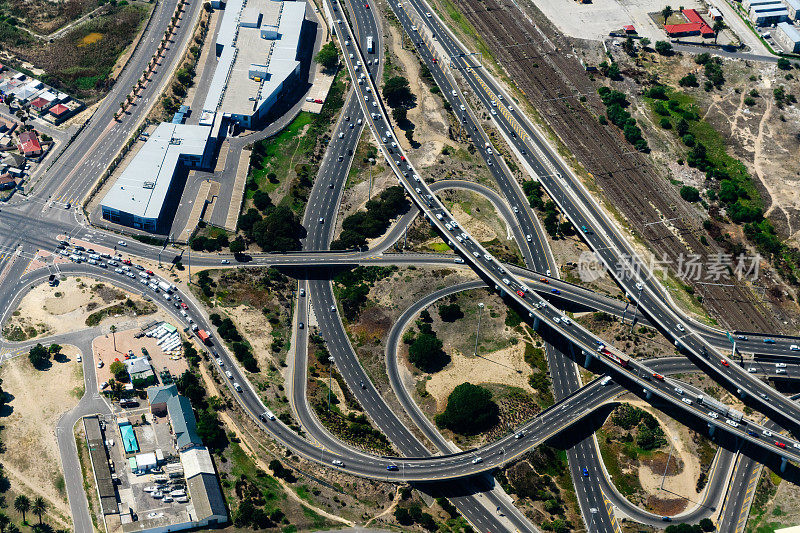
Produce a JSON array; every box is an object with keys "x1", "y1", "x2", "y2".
[
  {"x1": 435, "y1": 382, "x2": 499, "y2": 435},
  {"x1": 331, "y1": 186, "x2": 409, "y2": 250},
  {"x1": 315, "y1": 41, "x2": 339, "y2": 70},
  {"x1": 28, "y1": 344, "x2": 49, "y2": 369},
  {"x1": 597, "y1": 87, "x2": 648, "y2": 152},
  {"x1": 383, "y1": 76, "x2": 415, "y2": 108}
]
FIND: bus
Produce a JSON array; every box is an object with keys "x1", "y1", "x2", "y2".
[{"x1": 367, "y1": 35, "x2": 374, "y2": 53}]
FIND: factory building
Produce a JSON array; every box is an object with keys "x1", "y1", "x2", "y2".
[
  {"x1": 100, "y1": 123, "x2": 213, "y2": 232},
  {"x1": 749, "y1": 1, "x2": 790, "y2": 24},
  {"x1": 784, "y1": 0, "x2": 800, "y2": 20},
  {"x1": 776, "y1": 21, "x2": 800, "y2": 50},
  {"x1": 204, "y1": 0, "x2": 309, "y2": 129}
]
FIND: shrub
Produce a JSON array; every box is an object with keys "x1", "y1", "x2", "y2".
[
  {"x1": 659, "y1": 117, "x2": 672, "y2": 129},
  {"x1": 679, "y1": 73, "x2": 698, "y2": 87},
  {"x1": 680, "y1": 186, "x2": 700, "y2": 202},
  {"x1": 654, "y1": 41, "x2": 673, "y2": 55},
  {"x1": 408, "y1": 333, "x2": 449, "y2": 372}
]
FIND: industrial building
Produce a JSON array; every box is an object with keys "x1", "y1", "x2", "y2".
[
  {"x1": 749, "y1": 1, "x2": 790, "y2": 24},
  {"x1": 664, "y1": 9, "x2": 715, "y2": 37},
  {"x1": 100, "y1": 122, "x2": 213, "y2": 232},
  {"x1": 785, "y1": 0, "x2": 800, "y2": 19},
  {"x1": 776, "y1": 21, "x2": 800, "y2": 50},
  {"x1": 203, "y1": 0, "x2": 309, "y2": 128}
]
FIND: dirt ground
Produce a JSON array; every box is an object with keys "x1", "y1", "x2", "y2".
[
  {"x1": 222, "y1": 305, "x2": 281, "y2": 370},
  {"x1": 92, "y1": 327, "x2": 189, "y2": 387},
  {"x1": 0, "y1": 346, "x2": 83, "y2": 528}
]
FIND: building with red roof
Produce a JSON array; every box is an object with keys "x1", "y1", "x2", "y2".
[
  {"x1": 623, "y1": 24, "x2": 637, "y2": 33},
  {"x1": 664, "y1": 9, "x2": 715, "y2": 37},
  {"x1": 30, "y1": 97, "x2": 51, "y2": 112},
  {"x1": 49, "y1": 103, "x2": 69, "y2": 118},
  {"x1": 17, "y1": 131, "x2": 42, "y2": 157}
]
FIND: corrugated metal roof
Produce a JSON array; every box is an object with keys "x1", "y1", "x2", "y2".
[
  {"x1": 167, "y1": 394, "x2": 203, "y2": 450},
  {"x1": 187, "y1": 473, "x2": 227, "y2": 522},
  {"x1": 181, "y1": 446, "x2": 216, "y2": 479},
  {"x1": 778, "y1": 21, "x2": 800, "y2": 40}
]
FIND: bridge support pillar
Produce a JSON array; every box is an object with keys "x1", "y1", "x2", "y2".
[
  {"x1": 584, "y1": 351, "x2": 592, "y2": 368},
  {"x1": 644, "y1": 389, "x2": 652, "y2": 400},
  {"x1": 708, "y1": 423, "x2": 715, "y2": 437},
  {"x1": 532, "y1": 317, "x2": 540, "y2": 331},
  {"x1": 781, "y1": 457, "x2": 788, "y2": 473}
]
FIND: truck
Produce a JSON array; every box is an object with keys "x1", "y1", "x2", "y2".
[
  {"x1": 197, "y1": 330, "x2": 212, "y2": 345},
  {"x1": 697, "y1": 395, "x2": 744, "y2": 422},
  {"x1": 157, "y1": 280, "x2": 173, "y2": 293},
  {"x1": 367, "y1": 35, "x2": 374, "y2": 53}
]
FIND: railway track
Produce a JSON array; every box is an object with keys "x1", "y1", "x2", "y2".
[{"x1": 452, "y1": 0, "x2": 779, "y2": 331}]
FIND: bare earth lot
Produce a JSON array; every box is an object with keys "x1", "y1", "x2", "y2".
[{"x1": 0, "y1": 347, "x2": 84, "y2": 528}]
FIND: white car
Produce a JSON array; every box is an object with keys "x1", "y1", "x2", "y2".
[
  {"x1": 117, "y1": 240, "x2": 127, "y2": 246},
  {"x1": 217, "y1": 358, "x2": 224, "y2": 366},
  {"x1": 332, "y1": 460, "x2": 344, "y2": 466},
  {"x1": 681, "y1": 397, "x2": 693, "y2": 405},
  {"x1": 471, "y1": 457, "x2": 483, "y2": 464},
  {"x1": 221, "y1": 259, "x2": 230, "y2": 264},
  {"x1": 708, "y1": 411, "x2": 719, "y2": 419},
  {"x1": 676, "y1": 324, "x2": 685, "y2": 332},
  {"x1": 748, "y1": 367, "x2": 757, "y2": 373},
  {"x1": 97, "y1": 361, "x2": 104, "y2": 368},
  {"x1": 425, "y1": 11, "x2": 431, "y2": 17},
  {"x1": 526, "y1": 234, "x2": 532, "y2": 242},
  {"x1": 76, "y1": 355, "x2": 82, "y2": 362},
  {"x1": 460, "y1": 104, "x2": 466, "y2": 111},
  {"x1": 777, "y1": 363, "x2": 787, "y2": 368},
  {"x1": 725, "y1": 419, "x2": 739, "y2": 428},
  {"x1": 791, "y1": 345, "x2": 799, "y2": 351}
]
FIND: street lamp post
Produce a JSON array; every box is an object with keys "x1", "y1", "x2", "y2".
[
  {"x1": 328, "y1": 356, "x2": 335, "y2": 410},
  {"x1": 473, "y1": 302, "x2": 484, "y2": 357}
]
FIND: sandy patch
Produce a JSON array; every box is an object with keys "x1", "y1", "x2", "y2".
[
  {"x1": 627, "y1": 400, "x2": 703, "y2": 499},
  {"x1": 424, "y1": 344, "x2": 532, "y2": 410},
  {"x1": 223, "y1": 305, "x2": 279, "y2": 369},
  {"x1": 93, "y1": 327, "x2": 189, "y2": 387},
  {"x1": 450, "y1": 203, "x2": 501, "y2": 243},
  {"x1": 0, "y1": 346, "x2": 83, "y2": 527}
]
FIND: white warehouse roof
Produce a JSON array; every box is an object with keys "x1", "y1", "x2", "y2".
[
  {"x1": 778, "y1": 21, "x2": 800, "y2": 40},
  {"x1": 180, "y1": 447, "x2": 216, "y2": 479},
  {"x1": 101, "y1": 123, "x2": 210, "y2": 220}
]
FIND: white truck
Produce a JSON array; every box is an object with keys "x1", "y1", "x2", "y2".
[
  {"x1": 157, "y1": 280, "x2": 174, "y2": 293},
  {"x1": 697, "y1": 394, "x2": 744, "y2": 422}
]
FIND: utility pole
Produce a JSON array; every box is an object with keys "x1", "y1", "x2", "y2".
[
  {"x1": 473, "y1": 302, "x2": 484, "y2": 357},
  {"x1": 328, "y1": 356, "x2": 335, "y2": 410},
  {"x1": 630, "y1": 285, "x2": 643, "y2": 333}
]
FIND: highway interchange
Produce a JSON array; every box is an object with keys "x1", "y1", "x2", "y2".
[{"x1": 3, "y1": 0, "x2": 800, "y2": 530}]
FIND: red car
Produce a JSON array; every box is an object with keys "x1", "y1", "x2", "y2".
[
  {"x1": 146, "y1": 270, "x2": 154, "y2": 276},
  {"x1": 365, "y1": 2, "x2": 369, "y2": 7},
  {"x1": 400, "y1": 156, "x2": 406, "y2": 161},
  {"x1": 776, "y1": 441, "x2": 786, "y2": 448},
  {"x1": 314, "y1": 98, "x2": 323, "y2": 104},
  {"x1": 180, "y1": 303, "x2": 188, "y2": 310},
  {"x1": 539, "y1": 277, "x2": 548, "y2": 283},
  {"x1": 721, "y1": 359, "x2": 729, "y2": 367},
  {"x1": 652, "y1": 373, "x2": 664, "y2": 381},
  {"x1": 516, "y1": 290, "x2": 525, "y2": 298},
  {"x1": 122, "y1": 259, "x2": 132, "y2": 265}
]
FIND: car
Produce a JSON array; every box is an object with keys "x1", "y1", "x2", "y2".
[
  {"x1": 516, "y1": 290, "x2": 525, "y2": 298},
  {"x1": 217, "y1": 358, "x2": 224, "y2": 366},
  {"x1": 748, "y1": 367, "x2": 757, "y2": 373},
  {"x1": 662, "y1": 517, "x2": 672, "y2": 523},
  {"x1": 708, "y1": 411, "x2": 719, "y2": 419},
  {"x1": 681, "y1": 397, "x2": 693, "y2": 405},
  {"x1": 793, "y1": 442, "x2": 800, "y2": 450},
  {"x1": 76, "y1": 355, "x2": 82, "y2": 362},
  {"x1": 777, "y1": 368, "x2": 787, "y2": 374},
  {"x1": 298, "y1": 322, "x2": 304, "y2": 329},
  {"x1": 737, "y1": 335, "x2": 748, "y2": 340},
  {"x1": 117, "y1": 240, "x2": 127, "y2": 246},
  {"x1": 791, "y1": 345, "x2": 800, "y2": 351},
  {"x1": 726, "y1": 419, "x2": 739, "y2": 428},
  {"x1": 181, "y1": 303, "x2": 188, "y2": 309},
  {"x1": 365, "y1": 2, "x2": 369, "y2": 6},
  {"x1": 331, "y1": 305, "x2": 336, "y2": 312},
  {"x1": 319, "y1": 217, "x2": 325, "y2": 224},
  {"x1": 332, "y1": 460, "x2": 344, "y2": 466},
  {"x1": 526, "y1": 234, "x2": 532, "y2": 242},
  {"x1": 652, "y1": 373, "x2": 664, "y2": 381},
  {"x1": 551, "y1": 289, "x2": 560, "y2": 294},
  {"x1": 721, "y1": 359, "x2": 729, "y2": 367},
  {"x1": 582, "y1": 468, "x2": 589, "y2": 477},
  {"x1": 776, "y1": 363, "x2": 787, "y2": 368},
  {"x1": 764, "y1": 430, "x2": 773, "y2": 437},
  {"x1": 221, "y1": 259, "x2": 230, "y2": 264},
  {"x1": 387, "y1": 465, "x2": 399, "y2": 471},
  {"x1": 97, "y1": 361, "x2": 104, "y2": 368},
  {"x1": 512, "y1": 206, "x2": 519, "y2": 213},
  {"x1": 764, "y1": 338, "x2": 776, "y2": 344},
  {"x1": 514, "y1": 432, "x2": 524, "y2": 439},
  {"x1": 225, "y1": 370, "x2": 233, "y2": 379},
  {"x1": 676, "y1": 324, "x2": 685, "y2": 332},
  {"x1": 776, "y1": 441, "x2": 787, "y2": 448},
  {"x1": 674, "y1": 387, "x2": 684, "y2": 395},
  {"x1": 300, "y1": 288, "x2": 306, "y2": 297},
  {"x1": 471, "y1": 457, "x2": 483, "y2": 464},
  {"x1": 411, "y1": 25, "x2": 417, "y2": 30},
  {"x1": 425, "y1": 11, "x2": 431, "y2": 16},
  {"x1": 540, "y1": 277, "x2": 548, "y2": 283}
]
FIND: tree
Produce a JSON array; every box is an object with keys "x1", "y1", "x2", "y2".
[
  {"x1": 408, "y1": 333, "x2": 449, "y2": 372},
  {"x1": 110, "y1": 361, "x2": 128, "y2": 382},
  {"x1": 31, "y1": 497, "x2": 46, "y2": 524},
  {"x1": 315, "y1": 41, "x2": 339, "y2": 70},
  {"x1": 640, "y1": 37, "x2": 651, "y2": 48},
  {"x1": 110, "y1": 325, "x2": 118, "y2": 352},
  {"x1": 699, "y1": 518, "x2": 715, "y2": 531},
  {"x1": 654, "y1": 40, "x2": 673, "y2": 55},
  {"x1": 679, "y1": 73, "x2": 698, "y2": 87},
  {"x1": 0, "y1": 512, "x2": 10, "y2": 533},
  {"x1": 14, "y1": 495, "x2": 29, "y2": 524},
  {"x1": 661, "y1": 5, "x2": 673, "y2": 24},
  {"x1": 438, "y1": 303, "x2": 463, "y2": 322},
  {"x1": 680, "y1": 185, "x2": 700, "y2": 202},
  {"x1": 48, "y1": 344, "x2": 61, "y2": 355},
  {"x1": 435, "y1": 382, "x2": 499, "y2": 435},
  {"x1": 250, "y1": 206, "x2": 305, "y2": 251},
  {"x1": 777, "y1": 58, "x2": 792, "y2": 70},
  {"x1": 28, "y1": 344, "x2": 49, "y2": 369},
  {"x1": 712, "y1": 19, "x2": 725, "y2": 43},
  {"x1": 383, "y1": 76, "x2": 415, "y2": 108},
  {"x1": 229, "y1": 238, "x2": 246, "y2": 254}
]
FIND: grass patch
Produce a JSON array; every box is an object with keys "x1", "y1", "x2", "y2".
[{"x1": 85, "y1": 298, "x2": 156, "y2": 326}]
